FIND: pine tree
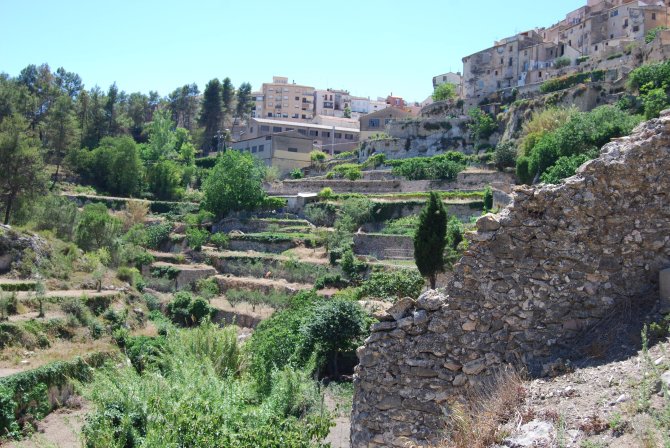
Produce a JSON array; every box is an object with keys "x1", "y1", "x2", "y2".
[
  {"x1": 221, "y1": 77, "x2": 234, "y2": 122},
  {"x1": 414, "y1": 191, "x2": 448, "y2": 289},
  {"x1": 199, "y1": 79, "x2": 222, "y2": 153},
  {"x1": 235, "y1": 82, "x2": 252, "y2": 119}
]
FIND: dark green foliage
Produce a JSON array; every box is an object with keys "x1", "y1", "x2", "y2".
[
  {"x1": 515, "y1": 156, "x2": 533, "y2": 184},
  {"x1": 67, "y1": 136, "x2": 143, "y2": 197},
  {"x1": 483, "y1": 186, "x2": 493, "y2": 210},
  {"x1": 299, "y1": 299, "x2": 369, "y2": 376},
  {"x1": 540, "y1": 70, "x2": 605, "y2": 93},
  {"x1": 185, "y1": 227, "x2": 209, "y2": 251},
  {"x1": 146, "y1": 159, "x2": 183, "y2": 201},
  {"x1": 289, "y1": 168, "x2": 304, "y2": 179},
  {"x1": 540, "y1": 154, "x2": 591, "y2": 184},
  {"x1": 145, "y1": 222, "x2": 172, "y2": 249},
  {"x1": 358, "y1": 270, "x2": 424, "y2": 301},
  {"x1": 202, "y1": 150, "x2": 266, "y2": 218},
  {"x1": 313, "y1": 274, "x2": 347, "y2": 290},
  {"x1": 389, "y1": 152, "x2": 466, "y2": 180},
  {"x1": 194, "y1": 156, "x2": 219, "y2": 169},
  {"x1": 340, "y1": 249, "x2": 366, "y2": 281},
  {"x1": 628, "y1": 60, "x2": 670, "y2": 91},
  {"x1": 519, "y1": 106, "x2": 642, "y2": 183},
  {"x1": 553, "y1": 57, "x2": 571, "y2": 69},
  {"x1": 75, "y1": 203, "x2": 121, "y2": 252},
  {"x1": 0, "y1": 353, "x2": 112, "y2": 438},
  {"x1": 166, "y1": 292, "x2": 215, "y2": 327},
  {"x1": 467, "y1": 108, "x2": 497, "y2": 142},
  {"x1": 414, "y1": 192, "x2": 447, "y2": 289},
  {"x1": 124, "y1": 335, "x2": 165, "y2": 373},
  {"x1": 642, "y1": 88, "x2": 669, "y2": 119},
  {"x1": 493, "y1": 141, "x2": 517, "y2": 170},
  {"x1": 199, "y1": 79, "x2": 223, "y2": 152}
]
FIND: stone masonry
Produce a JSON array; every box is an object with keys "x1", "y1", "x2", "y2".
[{"x1": 350, "y1": 112, "x2": 670, "y2": 447}]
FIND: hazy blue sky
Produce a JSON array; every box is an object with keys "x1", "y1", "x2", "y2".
[{"x1": 0, "y1": 0, "x2": 585, "y2": 102}]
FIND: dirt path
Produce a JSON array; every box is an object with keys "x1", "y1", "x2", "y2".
[{"x1": 7, "y1": 403, "x2": 90, "y2": 448}]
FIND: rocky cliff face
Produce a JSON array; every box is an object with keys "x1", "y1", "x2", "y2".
[
  {"x1": 0, "y1": 225, "x2": 49, "y2": 276},
  {"x1": 350, "y1": 112, "x2": 670, "y2": 447}
]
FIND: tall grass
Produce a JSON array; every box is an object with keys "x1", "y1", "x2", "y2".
[{"x1": 83, "y1": 322, "x2": 331, "y2": 447}]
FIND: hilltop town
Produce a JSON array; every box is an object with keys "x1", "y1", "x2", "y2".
[{"x1": 0, "y1": 0, "x2": 669, "y2": 447}]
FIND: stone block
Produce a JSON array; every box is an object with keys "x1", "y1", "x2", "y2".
[{"x1": 661, "y1": 268, "x2": 670, "y2": 314}]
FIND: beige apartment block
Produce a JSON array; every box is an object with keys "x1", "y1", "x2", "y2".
[
  {"x1": 314, "y1": 89, "x2": 352, "y2": 117},
  {"x1": 253, "y1": 76, "x2": 315, "y2": 122}
]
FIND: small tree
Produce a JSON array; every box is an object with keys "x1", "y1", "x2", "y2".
[
  {"x1": 483, "y1": 186, "x2": 493, "y2": 211},
  {"x1": 414, "y1": 192, "x2": 447, "y2": 289},
  {"x1": 468, "y1": 108, "x2": 497, "y2": 144},
  {"x1": 433, "y1": 83, "x2": 457, "y2": 102},
  {"x1": 202, "y1": 150, "x2": 266, "y2": 218}
]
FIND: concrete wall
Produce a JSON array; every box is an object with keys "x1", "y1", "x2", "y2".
[{"x1": 351, "y1": 113, "x2": 670, "y2": 447}]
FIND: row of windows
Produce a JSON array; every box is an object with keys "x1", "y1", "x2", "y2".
[
  {"x1": 367, "y1": 118, "x2": 395, "y2": 128},
  {"x1": 241, "y1": 144, "x2": 265, "y2": 153}
]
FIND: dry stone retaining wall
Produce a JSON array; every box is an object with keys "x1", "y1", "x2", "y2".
[{"x1": 351, "y1": 113, "x2": 670, "y2": 447}]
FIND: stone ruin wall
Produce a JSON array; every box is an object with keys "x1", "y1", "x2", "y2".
[{"x1": 351, "y1": 112, "x2": 670, "y2": 447}]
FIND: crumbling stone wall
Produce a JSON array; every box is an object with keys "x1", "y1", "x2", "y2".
[{"x1": 351, "y1": 113, "x2": 670, "y2": 447}]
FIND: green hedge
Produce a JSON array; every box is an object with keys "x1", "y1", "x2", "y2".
[
  {"x1": 194, "y1": 156, "x2": 219, "y2": 169},
  {"x1": 540, "y1": 70, "x2": 605, "y2": 93},
  {"x1": 0, "y1": 352, "x2": 115, "y2": 437},
  {"x1": 0, "y1": 282, "x2": 36, "y2": 292}
]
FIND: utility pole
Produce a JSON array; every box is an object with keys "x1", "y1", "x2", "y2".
[{"x1": 331, "y1": 126, "x2": 335, "y2": 156}]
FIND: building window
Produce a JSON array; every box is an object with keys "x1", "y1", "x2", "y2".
[
  {"x1": 384, "y1": 118, "x2": 393, "y2": 125},
  {"x1": 334, "y1": 132, "x2": 342, "y2": 139},
  {"x1": 273, "y1": 126, "x2": 282, "y2": 132},
  {"x1": 285, "y1": 128, "x2": 293, "y2": 132},
  {"x1": 652, "y1": 13, "x2": 656, "y2": 20},
  {"x1": 249, "y1": 127, "x2": 254, "y2": 133},
  {"x1": 252, "y1": 146, "x2": 257, "y2": 153},
  {"x1": 344, "y1": 134, "x2": 354, "y2": 140},
  {"x1": 508, "y1": 57, "x2": 513, "y2": 67},
  {"x1": 282, "y1": 114, "x2": 288, "y2": 118},
  {"x1": 323, "y1": 131, "x2": 331, "y2": 137},
  {"x1": 260, "y1": 125, "x2": 270, "y2": 132},
  {"x1": 633, "y1": 26, "x2": 639, "y2": 33},
  {"x1": 368, "y1": 118, "x2": 380, "y2": 128},
  {"x1": 267, "y1": 113, "x2": 273, "y2": 117},
  {"x1": 292, "y1": 113, "x2": 299, "y2": 118},
  {"x1": 295, "y1": 96, "x2": 299, "y2": 100},
  {"x1": 309, "y1": 130, "x2": 318, "y2": 137},
  {"x1": 298, "y1": 129, "x2": 307, "y2": 135},
  {"x1": 287, "y1": 147, "x2": 298, "y2": 152},
  {"x1": 610, "y1": 10, "x2": 618, "y2": 17},
  {"x1": 265, "y1": 136, "x2": 271, "y2": 140},
  {"x1": 495, "y1": 70, "x2": 498, "y2": 76},
  {"x1": 624, "y1": 19, "x2": 628, "y2": 27},
  {"x1": 258, "y1": 145, "x2": 264, "y2": 152}
]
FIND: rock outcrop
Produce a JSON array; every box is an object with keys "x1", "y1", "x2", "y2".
[{"x1": 351, "y1": 112, "x2": 670, "y2": 447}]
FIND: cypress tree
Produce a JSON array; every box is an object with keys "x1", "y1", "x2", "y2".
[{"x1": 414, "y1": 191, "x2": 447, "y2": 289}]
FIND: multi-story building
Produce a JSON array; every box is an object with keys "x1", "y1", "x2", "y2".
[
  {"x1": 432, "y1": 71, "x2": 463, "y2": 97},
  {"x1": 231, "y1": 133, "x2": 313, "y2": 175},
  {"x1": 253, "y1": 76, "x2": 315, "y2": 122},
  {"x1": 462, "y1": 0, "x2": 670, "y2": 105},
  {"x1": 350, "y1": 96, "x2": 388, "y2": 115},
  {"x1": 245, "y1": 117, "x2": 359, "y2": 155},
  {"x1": 359, "y1": 108, "x2": 413, "y2": 140},
  {"x1": 314, "y1": 89, "x2": 352, "y2": 117}
]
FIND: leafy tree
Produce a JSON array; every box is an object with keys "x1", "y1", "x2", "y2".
[
  {"x1": 167, "y1": 292, "x2": 215, "y2": 327},
  {"x1": 147, "y1": 159, "x2": 183, "y2": 200},
  {"x1": 143, "y1": 109, "x2": 177, "y2": 162},
  {"x1": 44, "y1": 94, "x2": 79, "y2": 188},
  {"x1": 53, "y1": 67, "x2": 83, "y2": 99},
  {"x1": 202, "y1": 150, "x2": 266, "y2": 218},
  {"x1": 104, "y1": 82, "x2": 122, "y2": 136},
  {"x1": 75, "y1": 203, "x2": 121, "y2": 251},
  {"x1": 645, "y1": 26, "x2": 669, "y2": 44},
  {"x1": 299, "y1": 298, "x2": 368, "y2": 376},
  {"x1": 553, "y1": 57, "x2": 571, "y2": 69},
  {"x1": 467, "y1": 108, "x2": 497, "y2": 143},
  {"x1": 167, "y1": 83, "x2": 199, "y2": 132},
  {"x1": 221, "y1": 77, "x2": 234, "y2": 121},
  {"x1": 493, "y1": 140, "x2": 517, "y2": 170},
  {"x1": 126, "y1": 92, "x2": 151, "y2": 141},
  {"x1": 343, "y1": 105, "x2": 352, "y2": 118},
  {"x1": 34, "y1": 195, "x2": 79, "y2": 240},
  {"x1": 0, "y1": 114, "x2": 47, "y2": 224},
  {"x1": 235, "y1": 82, "x2": 253, "y2": 119},
  {"x1": 414, "y1": 192, "x2": 447, "y2": 289},
  {"x1": 642, "y1": 87, "x2": 669, "y2": 119},
  {"x1": 432, "y1": 83, "x2": 457, "y2": 102},
  {"x1": 186, "y1": 227, "x2": 209, "y2": 251},
  {"x1": 199, "y1": 79, "x2": 222, "y2": 152}
]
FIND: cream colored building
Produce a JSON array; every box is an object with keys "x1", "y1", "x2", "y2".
[
  {"x1": 462, "y1": 0, "x2": 670, "y2": 106},
  {"x1": 231, "y1": 133, "x2": 313, "y2": 175},
  {"x1": 253, "y1": 76, "x2": 315, "y2": 122}
]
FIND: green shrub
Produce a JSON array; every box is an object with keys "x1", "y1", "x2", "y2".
[
  {"x1": 289, "y1": 168, "x2": 304, "y2": 179},
  {"x1": 389, "y1": 152, "x2": 466, "y2": 181},
  {"x1": 310, "y1": 150, "x2": 327, "y2": 162},
  {"x1": 209, "y1": 232, "x2": 229, "y2": 250},
  {"x1": 645, "y1": 26, "x2": 669, "y2": 44},
  {"x1": 318, "y1": 187, "x2": 333, "y2": 200},
  {"x1": 540, "y1": 70, "x2": 605, "y2": 93},
  {"x1": 166, "y1": 292, "x2": 214, "y2": 327},
  {"x1": 116, "y1": 266, "x2": 139, "y2": 284},
  {"x1": 553, "y1": 57, "x2": 571, "y2": 69},
  {"x1": 540, "y1": 154, "x2": 591, "y2": 184},
  {"x1": 34, "y1": 195, "x2": 79, "y2": 241},
  {"x1": 606, "y1": 52, "x2": 623, "y2": 60},
  {"x1": 468, "y1": 108, "x2": 497, "y2": 142},
  {"x1": 362, "y1": 153, "x2": 386, "y2": 169},
  {"x1": 185, "y1": 227, "x2": 209, "y2": 251},
  {"x1": 380, "y1": 215, "x2": 419, "y2": 236},
  {"x1": 493, "y1": 141, "x2": 517, "y2": 170},
  {"x1": 145, "y1": 222, "x2": 172, "y2": 249},
  {"x1": 146, "y1": 159, "x2": 184, "y2": 201},
  {"x1": 75, "y1": 203, "x2": 121, "y2": 252},
  {"x1": 483, "y1": 186, "x2": 493, "y2": 211},
  {"x1": 259, "y1": 196, "x2": 287, "y2": 211},
  {"x1": 330, "y1": 163, "x2": 362, "y2": 180},
  {"x1": 642, "y1": 87, "x2": 669, "y2": 119},
  {"x1": 358, "y1": 270, "x2": 424, "y2": 302},
  {"x1": 334, "y1": 151, "x2": 355, "y2": 159}
]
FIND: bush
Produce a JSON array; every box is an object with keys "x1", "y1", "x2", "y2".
[
  {"x1": 75, "y1": 203, "x2": 121, "y2": 252},
  {"x1": 185, "y1": 227, "x2": 209, "y2": 251},
  {"x1": 289, "y1": 168, "x2": 303, "y2": 179},
  {"x1": 116, "y1": 266, "x2": 139, "y2": 285},
  {"x1": 329, "y1": 163, "x2": 361, "y2": 180},
  {"x1": 34, "y1": 195, "x2": 79, "y2": 241},
  {"x1": 390, "y1": 153, "x2": 465, "y2": 181},
  {"x1": 539, "y1": 70, "x2": 605, "y2": 93},
  {"x1": 493, "y1": 141, "x2": 517, "y2": 170},
  {"x1": 628, "y1": 60, "x2": 670, "y2": 91},
  {"x1": 145, "y1": 222, "x2": 172, "y2": 249},
  {"x1": 539, "y1": 154, "x2": 591, "y2": 184},
  {"x1": 358, "y1": 270, "x2": 424, "y2": 302},
  {"x1": 166, "y1": 292, "x2": 214, "y2": 327},
  {"x1": 642, "y1": 87, "x2": 669, "y2": 119},
  {"x1": 146, "y1": 160, "x2": 183, "y2": 201},
  {"x1": 553, "y1": 57, "x2": 571, "y2": 69},
  {"x1": 433, "y1": 82, "x2": 457, "y2": 102},
  {"x1": 645, "y1": 26, "x2": 669, "y2": 44},
  {"x1": 380, "y1": 215, "x2": 419, "y2": 236},
  {"x1": 209, "y1": 232, "x2": 229, "y2": 250},
  {"x1": 468, "y1": 108, "x2": 497, "y2": 142},
  {"x1": 310, "y1": 150, "x2": 327, "y2": 162},
  {"x1": 318, "y1": 187, "x2": 333, "y2": 200},
  {"x1": 483, "y1": 186, "x2": 493, "y2": 210},
  {"x1": 334, "y1": 151, "x2": 356, "y2": 160}
]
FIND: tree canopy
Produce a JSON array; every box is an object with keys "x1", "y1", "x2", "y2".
[{"x1": 414, "y1": 192, "x2": 448, "y2": 289}]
